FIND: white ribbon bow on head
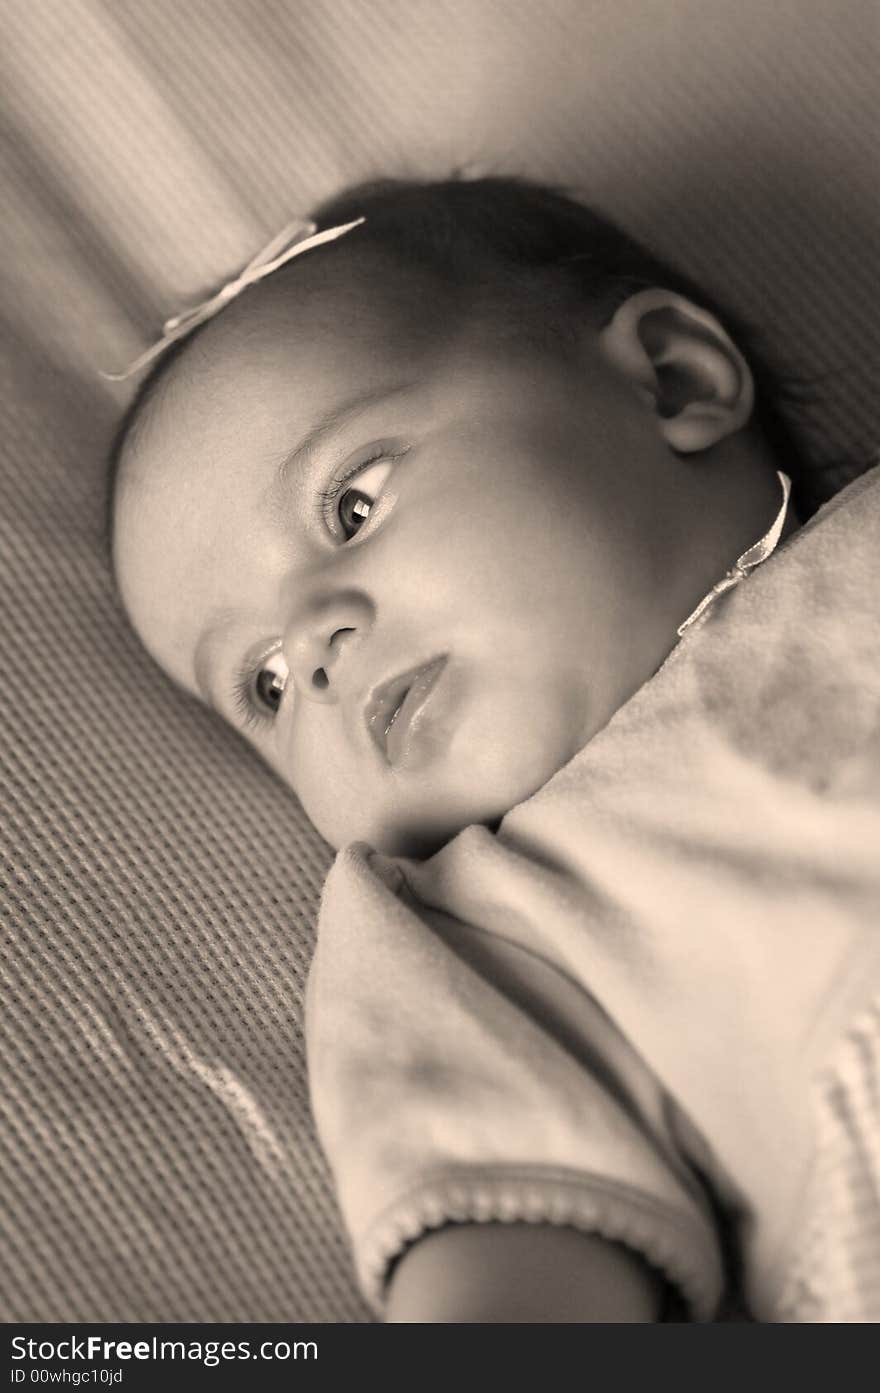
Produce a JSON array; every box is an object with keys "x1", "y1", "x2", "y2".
[{"x1": 101, "y1": 216, "x2": 366, "y2": 382}]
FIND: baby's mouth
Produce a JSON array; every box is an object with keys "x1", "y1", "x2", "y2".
[{"x1": 364, "y1": 656, "x2": 448, "y2": 765}]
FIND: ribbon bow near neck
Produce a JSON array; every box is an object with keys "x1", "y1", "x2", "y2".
[
  {"x1": 100, "y1": 216, "x2": 366, "y2": 382},
  {"x1": 676, "y1": 470, "x2": 793, "y2": 637}
]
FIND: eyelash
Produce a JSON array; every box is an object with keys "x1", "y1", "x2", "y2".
[
  {"x1": 232, "y1": 448, "x2": 405, "y2": 730},
  {"x1": 232, "y1": 647, "x2": 288, "y2": 732}
]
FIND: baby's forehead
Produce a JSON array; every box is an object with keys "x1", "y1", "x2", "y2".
[
  {"x1": 125, "y1": 264, "x2": 373, "y2": 425},
  {"x1": 161, "y1": 248, "x2": 457, "y2": 416},
  {"x1": 212, "y1": 241, "x2": 457, "y2": 353}
]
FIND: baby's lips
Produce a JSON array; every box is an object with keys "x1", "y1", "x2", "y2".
[
  {"x1": 364, "y1": 655, "x2": 448, "y2": 764},
  {"x1": 384, "y1": 657, "x2": 448, "y2": 767}
]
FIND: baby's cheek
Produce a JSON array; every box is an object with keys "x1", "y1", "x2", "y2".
[
  {"x1": 263, "y1": 735, "x2": 304, "y2": 799},
  {"x1": 280, "y1": 737, "x2": 355, "y2": 849}
]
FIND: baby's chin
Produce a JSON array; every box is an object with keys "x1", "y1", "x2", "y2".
[{"x1": 309, "y1": 759, "x2": 557, "y2": 860}]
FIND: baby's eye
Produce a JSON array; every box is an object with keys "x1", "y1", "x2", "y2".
[
  {"x1": 234, "y1": 647, "x2": 289, "y2": 729},
  {"x1": 255, "y1": 650, "x2": 289, "y2": 713},
  {"x1": 333, "y1": 458, "x2": 394, "y2": 541}
]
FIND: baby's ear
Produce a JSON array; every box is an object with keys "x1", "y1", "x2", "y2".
[{"x1": 597, "y1": 289, "x2": 754, "y2": 453}]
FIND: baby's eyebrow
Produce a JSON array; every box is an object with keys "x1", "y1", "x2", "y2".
[{"x1": 267, "y1": 378, "x2": 418, "y2": 506}]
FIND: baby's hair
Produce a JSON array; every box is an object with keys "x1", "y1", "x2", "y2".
[{"x1": 105, "y1": 173, "x2": 802, "y2": 558}]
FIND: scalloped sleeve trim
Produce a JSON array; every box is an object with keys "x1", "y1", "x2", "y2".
[{"x1": 356, "y1": 1164, "x2": 725, "y2": 1321}]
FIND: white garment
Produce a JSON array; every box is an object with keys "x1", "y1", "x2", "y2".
[{"x1": 307, "y1": 464, "x2": 880, "y2": 1321}]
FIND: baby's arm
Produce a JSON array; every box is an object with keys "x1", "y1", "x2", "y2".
[
  {"x1": 311, "y1": 846, "x2": 724, "y2": 1323},
  {"x1": 386, "y1": 1221, "x2": 663, "y2": 1322}
]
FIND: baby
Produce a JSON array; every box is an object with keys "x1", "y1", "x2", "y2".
[{"x1": 109, "y1": 177, "x2": 880, "y2": 1321}]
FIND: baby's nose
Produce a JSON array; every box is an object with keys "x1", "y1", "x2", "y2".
[{"x1": 283, "y1": 589, "x2": 374, "y2": 703}]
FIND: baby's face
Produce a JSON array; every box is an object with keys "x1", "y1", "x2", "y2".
[{"x1": 115, "y1": 251, "x2": 703, "y2": 855}]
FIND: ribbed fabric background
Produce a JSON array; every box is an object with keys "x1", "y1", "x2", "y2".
[{"x1": 1, "y1": 0, "x2": 878, "y2": 1321}]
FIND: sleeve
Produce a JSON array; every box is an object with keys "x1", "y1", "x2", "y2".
[{"x1": 305, "y1": 843, "x2": 726, "y2": 1320}]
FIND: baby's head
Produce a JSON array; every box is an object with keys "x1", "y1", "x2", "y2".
[{"x1": 111, "y1": 176, "x2": 791, "y2": 856}]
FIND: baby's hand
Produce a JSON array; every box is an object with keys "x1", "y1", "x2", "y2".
[{"x1": 385, "y1": 1222, "x2": 663, "y2": 1322}]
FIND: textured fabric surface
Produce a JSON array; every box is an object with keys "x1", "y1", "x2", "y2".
[{"x1": 1, "y1": 0, "x2": 878, "y2": 1321}]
